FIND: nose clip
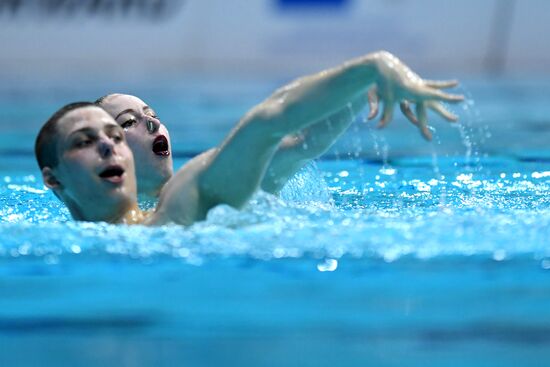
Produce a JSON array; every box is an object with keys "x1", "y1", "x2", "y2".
[{"x1": 146, "y1": 119, "x2": 156, "y2": 133}]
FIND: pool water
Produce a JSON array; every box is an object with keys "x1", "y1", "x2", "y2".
[{"x1": 0, "y1": 79, "x2": 549, "y2": 366}]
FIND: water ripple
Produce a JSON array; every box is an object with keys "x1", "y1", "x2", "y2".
[{"x1": 0, "y1": 159, "x2": 549, "y2": 263}]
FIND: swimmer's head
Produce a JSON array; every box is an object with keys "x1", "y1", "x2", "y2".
[
  {"x1": 35, "y1": 103, "x2": 138, "y2": 222},
  {"x1": 96, "y1": 94, "x2": 173, "y2": 198}
]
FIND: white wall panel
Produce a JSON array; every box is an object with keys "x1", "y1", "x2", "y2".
[{"x1": 0, "y1": 0, "x2": 548, "y2": 80}]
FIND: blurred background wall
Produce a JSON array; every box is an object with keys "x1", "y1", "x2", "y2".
[{"x1": 0, "y1": 0, "x2": 547, "y2": 82}]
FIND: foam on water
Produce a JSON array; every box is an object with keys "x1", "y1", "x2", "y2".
[{"x1": 1, "y1": 157, "x2": 549, "y2": 266}]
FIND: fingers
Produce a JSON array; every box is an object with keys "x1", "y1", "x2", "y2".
[
  {"x1": 378, "y1": 101, "x2": 394, "y2": 128},
  {"x1": 419, "y1": 87, "x2": 464, "y2": 103},
  {"x1": 399, "y1": 101, "x2": 418, "y2": 126},
  {"x1": 423, "y1": 79, "x2": 459, "y2": 89},
  {"x1": 427, "y1": 101, "x2": 458, "y2": 122},
  {"x1": 415, "y1": 102, "x2": 432, "y2": 141},
  {"x1": 367, "y1": 87, "x2": 379, "y2": 120}
]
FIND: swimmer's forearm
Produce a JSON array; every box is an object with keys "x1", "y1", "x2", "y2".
[
  {"x1": 255, "y1": 52, "x2": 382, "y2": 136},
  {"x1": 295, "y1": 94, "x2": 369, "y2": 157},
  {"x1": 261, "y1": 96, "x2": 369, "y2": 194}
]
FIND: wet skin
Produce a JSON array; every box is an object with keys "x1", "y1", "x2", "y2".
[
  {"x1": 42, "y1": 106, "x2": 139, "y2": 222},
  {"x1": 99, "y1": 94, "x2": 173, "y2": 198}
]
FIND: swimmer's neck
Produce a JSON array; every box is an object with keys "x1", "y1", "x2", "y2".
[{"x1": 65, "y1": 199, "x2": 146, "y2": 224}]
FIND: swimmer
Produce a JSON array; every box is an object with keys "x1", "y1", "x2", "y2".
[
  {"x1": 98, "y1": 93, "x2": 370, "y2": 196},
  {"x1": 96, "y1": 59, "x2": 459, "y2": 197},
  {"x1": 35, "y1": 51, "x2": 463, "y2": 225},
  {"x1": 95, "y1": 94, "x2": 173, "y2": 198},
  {"x1": 95, "y1": 93, "x2": 381, "y2": 196}
]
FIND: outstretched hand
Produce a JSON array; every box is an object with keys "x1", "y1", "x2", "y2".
[{"x1": 366, "y1": 52, "x2": 464, "y2": 140}]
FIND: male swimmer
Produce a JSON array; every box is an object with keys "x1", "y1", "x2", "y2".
[{"x1": 35, "y1": 51, "x2": 463, "y2": 225}]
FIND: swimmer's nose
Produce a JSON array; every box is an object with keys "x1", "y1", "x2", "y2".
[
  {"x1": 146, "y1": 117, "x2": 160, "y2": 134},
  {"x1": 98, "y1": 138, "x2": 115, "y2": 158}
]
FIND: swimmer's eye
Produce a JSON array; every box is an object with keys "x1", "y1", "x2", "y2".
[
  {"x1": 121, "y1": 119, "x2": 137, "y2": 130},
  {"x1": 74, "y1": 139, "x2": 93, "y2": 148}
]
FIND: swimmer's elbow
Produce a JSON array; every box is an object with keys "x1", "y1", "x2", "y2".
[
  {"x1": 241, "y1": 102, "x2": 288, "y2": 140},
  {"x1": 250, "y1": 100, "x2": 286, "y2": 122}
]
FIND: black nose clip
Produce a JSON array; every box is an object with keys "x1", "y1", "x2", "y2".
[{"x1": 146, "y1": 119, "x2": 155, "y2": 133}]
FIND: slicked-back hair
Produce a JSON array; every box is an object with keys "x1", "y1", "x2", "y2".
[
  {"x1": 95, "y1": 93, "x2": 117, "y2": 106},
  {"x1": 35, "y1": 102, "x2": 97, "y2": 170}
]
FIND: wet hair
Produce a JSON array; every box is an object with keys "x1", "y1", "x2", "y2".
[
  {"x1": 35, "y1": 101, "x2": 96, "y2": 170},
  {"x1": 94, "y1": 93, "x2": 118, "y2": 106}
]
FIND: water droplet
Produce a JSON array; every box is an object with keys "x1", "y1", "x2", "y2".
[
  {"x1": 317, "y1": 258, "x2": 338, "y2": 272},
  {"x1": 493, "y1": 250, "x2": 506, "y2": 261},
  {"x1": 379, "y1": 167, "x2": 396, "y2": 175}
]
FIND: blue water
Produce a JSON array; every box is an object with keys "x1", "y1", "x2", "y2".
[{"x1": 0, "y1": 79, "x2": 550, "y2": 366}]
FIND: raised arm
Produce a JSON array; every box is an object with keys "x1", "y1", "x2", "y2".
[
  {"x1": 260, "y1": 95, "x2": 369, "y2": 194},
  {"x1": 151, "y1": 51, "x2": 463, "y2": 225},
  {"x1": 260, "y1": 56, "x2": 462, "y2": 194}
]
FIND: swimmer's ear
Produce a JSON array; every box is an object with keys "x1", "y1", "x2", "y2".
[{"x1": 42, "y1": 167, "x2": 61, "y2": 190}]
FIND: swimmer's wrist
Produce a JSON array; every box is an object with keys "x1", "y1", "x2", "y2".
[
  {"x1": 336, "y1": 54, "x2": 378, "y2": 87},
  {"x1": 342, "y1": 52, "x2": 378, "y2": 70},
  {"x1": 367, "y1": 50, "x2": 405, "y2": 84}
]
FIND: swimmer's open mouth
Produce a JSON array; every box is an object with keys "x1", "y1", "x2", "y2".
[
  {"x1": 99, "y1": 165, "x2": 125, "y2": 183},
  {"x1": 152, "y1": 135, "x2": 170, "y2": 156}
]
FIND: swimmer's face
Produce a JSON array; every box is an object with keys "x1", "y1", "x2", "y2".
[
  {"x1": 99, "y1": 94, "x2": 173, "y2": 197},
  {"x1": 46, "y1": 106, "x2": 137, "y2": 222}
]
